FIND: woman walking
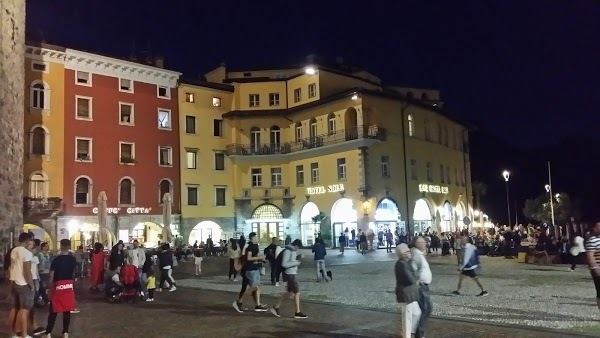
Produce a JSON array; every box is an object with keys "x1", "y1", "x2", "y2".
[
  {"x1": 228, "y1": 238, "x2": 241, "y2": 281},
  {"x1": 193, "y1": 249, "x2": 203, "y2": 276},
  {"x1": 89, "y1": 243, "x2": 106, "y2": 291},
  {"x1": 394, "y1": 243, "x2": 421, "y2": 338}
]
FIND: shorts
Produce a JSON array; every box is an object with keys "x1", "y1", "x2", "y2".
[
  {"x1": 286, "y1": 274, "x2": 300, "y2": 294},
  {"x1": 10, "y1": 282, "x2": 34, "y2": 310},
  {"x1": 245, "y1": 269, "x2": 261, "y2": 287},
  {"x1": 461, "y1": 269, "x2": 478, "y2": 278},
  {"x1": 194, "y1": 257, "x2": 203, "y2": 265}
]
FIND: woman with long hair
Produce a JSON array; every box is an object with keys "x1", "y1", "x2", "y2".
[
  {"x1": 227, "y1": 238, "x2": 240, "y2": 281},
  {"x1": 89, "y1": 242, "x2": 106, "y2": 291},
  {"x1": 109, "y1": 242, "x2": 125, "y2": 271}
]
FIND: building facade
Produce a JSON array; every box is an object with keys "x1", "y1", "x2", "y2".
[{"x1": 58, "y1": 49, "x2": 182, "y2": 248}]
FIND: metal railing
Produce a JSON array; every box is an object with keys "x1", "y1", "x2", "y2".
[
  {"x1": 226, "y1": 125, "x2": 386, "y2": 156},
  {"x1": 23, "y1": 197, "x2": 63, "y2": 214}
]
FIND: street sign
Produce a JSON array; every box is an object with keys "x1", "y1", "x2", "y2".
[{"x1": 463, "y1": 216, "x2": 471, "y2": 225}]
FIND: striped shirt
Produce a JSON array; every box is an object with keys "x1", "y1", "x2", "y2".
[{"x1": 585, "y1": 235, "x2": 600, "y2": 265}]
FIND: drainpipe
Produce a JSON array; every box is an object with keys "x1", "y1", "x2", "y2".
[{"x1": 400, "y1": 102, "x2": 411, "y2": 236}]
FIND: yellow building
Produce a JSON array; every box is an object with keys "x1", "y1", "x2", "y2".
[
  {"x1": 185, "y1": 56, "x2": 473, "y2": 247},
  {"x1": 23, "y1": 43, "x2": 67, "y2": 247}
]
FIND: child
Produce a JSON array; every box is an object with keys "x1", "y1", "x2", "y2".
[
  {"x1": 194, "y1": 249, "x2": 203, "y2": 275},
  {"x1": 146, "y1": 269, "x2": 156, "y2": 302},
  {"x1": 105, "y1": 266, "x2": 123, "y2": 301}
]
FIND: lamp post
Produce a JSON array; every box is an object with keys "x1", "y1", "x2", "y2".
[{"x1": 502, "y1": 170, "x2": 511, "y2": 227}]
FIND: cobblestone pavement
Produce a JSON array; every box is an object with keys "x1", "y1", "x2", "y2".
[
  {"x1": 177, "y1": 249, "x2": 600, "y2": 332},
  {"x1": 0, "y1": 283, "x2": 591, "y2": 338}
]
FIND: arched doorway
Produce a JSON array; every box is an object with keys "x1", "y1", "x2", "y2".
[
  {"x1": 375, "y1": 198, "x2": 401, "y2": 246},
  {"x1": 250, "y1": 203, "x2": 285, "y2": 245},
  {"x1": 23, "y1": 224, "x2": 54, "y2": 249},
  {"x1": 189, "y1": 221, "x2": 223, "y2": 246},
  {"x1": 441, "y1": 201, "x2": 454, "y2": 233},
  {"x1": 344, "y1": 107, "x2": 358, "y2": 140},
  {"x1": 299, "y1": 202, "x2": 320, "y2": 246},
  {"x1": 131, "y1": 222, "x2": 163, "y2": 248},
  {"x1": 413, "y1": 198, "x2": 433, "y2": 235},
  {"x1": 331, "y1": 198, "x2": 357, "y2": 247},
  {"x1": 456, "y1": 202, "x2": 466, "y2": 230},
  {"x1": 66, "y1": 221, "x2": 116, "y2": 249}
]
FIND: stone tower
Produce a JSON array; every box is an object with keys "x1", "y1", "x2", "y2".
[{"x1": 0, "y1": 0, "x2": 26, "y2": 239}]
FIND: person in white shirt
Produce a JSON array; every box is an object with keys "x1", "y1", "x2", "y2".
[
  {"x1": 411, "y1": 236, "x2": 432, "y2": 338},
  {"x1": 128, "y1": 240, "x2": 146, "y2": 295},
  {"x1": 569, "y1": 233, "x2": 585, "y2": 271},
  {"x1": 8, "y1": 232, "x2": 35, "y2": 338},
  {"x1": 453, "y1": 236, "x2": 488, "y2": 297}
]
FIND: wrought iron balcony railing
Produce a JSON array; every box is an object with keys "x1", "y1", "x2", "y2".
[
  {"x1": 23, "y1": 197, "x2": 63, "y2": 214},
  {"x1": 226, "y1": 125, "x2": 386, "y2": 156}
]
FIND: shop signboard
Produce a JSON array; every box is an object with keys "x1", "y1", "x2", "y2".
[
  {"x1": 418, "y1": 184, "x2": 449, "y2": 194},
  {"x1": 92, "y1": 207, "x2": 152, "y2": 215},
  {"x1": 306, "y1": 184, "x2": 345, "y2": 195}
]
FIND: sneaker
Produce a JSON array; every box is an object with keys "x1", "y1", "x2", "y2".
[
  {"x1": 169, "y1": 286, "x2": 177, "y2": 292},
  {"x1": 294, "y1": 312, "x2": 308, "y2": 318},
  {"x1": 270, "y1": 307, "x2": 281, "y2": 317},
  {"x1": 33, "y1": 327, "x2": 46, "y2": 336},
  {"x1": 255, "y1": 304, "x2": 268, "y2": 312},
  {"x1": 477, "y1": 291, "x2": 489, "y2": 297},
  {"x1": 63, "y1": 334, "x2": 69, "y2": 338},
  {"x1": 233, "y1": 301, "x2": 244, "y2": 313},
  {"x1": 275, "y1": 282, "x2": 280, "y2": 286},
  {"x1": 233, "y1": 278, "x2": 239, "y2": 282},
  {"x1": 44, "y1": 334, "x2": 51, "y2": 338},
  {"x1": 146, "y1": 298, "x2": 153, "y2": 302},
  {"x1": 451, "y1": 291, "x2": 461, "y2": 296},
  {"x1": 70, "y1": 309, "x2": 80, "y2": 313}
]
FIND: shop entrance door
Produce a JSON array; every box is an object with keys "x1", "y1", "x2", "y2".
[{"x1": 252, "y1": 222, "x2": 284, "y2": 246}]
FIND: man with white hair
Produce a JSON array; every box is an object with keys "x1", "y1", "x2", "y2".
[
  {"x1": 411, "y1": 236, "x2": 432, "y2": 338},
  {"x1": 394, "y1": 243, "x2": 421, "y2": 338}
]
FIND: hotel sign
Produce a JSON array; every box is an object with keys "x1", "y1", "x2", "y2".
[
  {"x1": 419, "y1": 184, "x2": 449, "y2": 194},
  {"x1": 92, "y1": 207, "x2": 153, "y2": 215},
  {"x1": 306, "y1": 184, "x2": 345, "y2": 195}
]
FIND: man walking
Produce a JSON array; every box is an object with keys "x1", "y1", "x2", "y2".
[
  {"x1": 453, "y1": 236, "x2": 488, "y2": 297},
  {"x1": 411, "y1": 236, "x2": 433, "y2": 338},
  {"x1": 312, "y1": 239, "x2": 327, "y2": 282},
  {"x1": 233, "y1": 232, "x2": 267, "y2": 313},
  {"x1": 385, "y1": 230, "x2": 394, "y2": 253},
  {"x1": 8, "y1": 232, "x2": 35, "y2": 338},
  {"x1": 264, "y1": 237, "x2": 282, "y2": 286},
  {"x1": 128, "y1": 240, "x2": 147, "y2": 295},
  {"x1": 270, "y1": 239, "x2": 307, "y2": 318}
]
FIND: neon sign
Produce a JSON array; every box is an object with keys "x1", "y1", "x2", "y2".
[
  {"x1": 306, "y1": 184, "x2": 345, "y2": 195},
  {"x1": 419, "y1": 184, "x2": 449, "y2": 194},
  {"x1": 92, "y1": 207, "x2": 153, "y2": 215}
]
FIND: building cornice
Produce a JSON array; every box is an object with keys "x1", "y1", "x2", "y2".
[
  {"x1": 65, "y1": 49, "x2": 181, "y2": 88},
  {"x1": 25, "y1": 45, "x2": 66, "y2": 63}
]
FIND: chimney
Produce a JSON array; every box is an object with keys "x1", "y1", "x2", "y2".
[{"x1": 154, "y1": 55, "x2": 164, "y2": 68}]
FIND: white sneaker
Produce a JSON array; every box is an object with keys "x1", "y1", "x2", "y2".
[
  {"x1": 45, "y1": 334, "x2": 51, "y2": 338},
  {"x1": 146, "y1": 298, "x2": 153, "y2": 302},
  {"x1": 275, "y1": 282, "x2": 280, "y2": 286},
  {"x1": 233, "y1": 278, "x2": 238, "y2": 282},
  {"x1": 70, "y1": 309, "x2": 80, "y2": 314},
  {"x1": 63, "y1": 334, "x2": 69, "y2": 338},
  {"x1": 169, "y1": 286, "x2": 176, "y2": 292}
]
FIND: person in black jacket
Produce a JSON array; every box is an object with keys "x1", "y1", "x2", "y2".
[
  {"x1": 108, "y1": 243, "x2": 125, "y2": 271},
  {"x1": 264, "y1": 237, "x2": 281, "y2": 286},
  {"x1": 158, "y1": 244, "x2": 176, "y2": 292}
]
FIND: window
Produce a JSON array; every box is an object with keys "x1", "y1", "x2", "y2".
[
  {"x1": 30, "y1": 126, "x2": 47, "y2": 155},
  {"x1": 440, "y1": 164, "x2": 445, "y2": 183},
  {"x1": 157, "y1": 85, "x2": 170, "y2": 99},
  {"x1": 213, "y1": 119, "x2": 223, "y2": 137},
  {"x1": 327, "y1": 113, "x2": 336, "y2": 135},
  {"x1": 75, "y1": 71, "x2": 91, "y2": 85},
  {"x1": 119, "y1": 142, "x2": 135, "y2": 164},
  {"x1": 31, "y1": 82, "x2": 48, "y2": 109},
  {"x1": 158, "y1": 109, "x2": 171, "y2": 129},
  {"x1": 185, "y1": 92, "x2": 195, "y2": 103},
  {"x1": 249, "y1": 94, "x2": 260, "y2": 107},
  {"x1": 31, "y1": 62, "x2": 47, "y2": 72},
  {"x1": 251, "y1": 168, "x2": 262, "y2": 187},
  {"x1": 186, "y1": 150, "x2": 197, "y2": 169},
  {"x1": 119, "y1": 103, "x2": 134, "y2": 125},
  {"x1": 455, "y1": 168, "x2": 459, "y2": 186},
  {"x1": 250, "y1": 127, "x2": 261, "y2": 152},
  {"x1": 214, "y1": 152, "x2": 225, "y2": 170},
  {"x1": 337, "y1": 158, "x2": 347, "y2": 180},
  {"x1": 446, "y1": 166, "x2": 451, "y2": 185},
  {"x1": 75, "y1": 138, "x2": 91, "y2": 161},
  {"x1": 215, "y1": 187, "x2": 226, "y2": 206},
  {"x1": 119, "y1": 78, "x2": 133, "y2": 92},
  {"x1": 187, "y1": 186, "x2": 198, "y2": 206},
  {"x1": 76, "y1": 96, "x2": 92, "y2": 120},
  {"x1": 295, "y1": 122, "x2": 303, "y2": 141},
  {"x1": 308, "y1": 83, "x2": 317, "y2": 98},
  {"x1": 29, "y1": 173, "x2": 48, "y2": 198},
  {"x1": 426, "y1": 162, "x2": 433, "y2": 182},
  {"x1": 293, "y1": 88, "x2": 301, "y2": 102},
  {"x1": 158, "y1": 146, "x2": 173, "y2": 166},
  {"x1": 212, "y1": 97, "x2": 221, "y2": 107},
  {"x1": 424, "y1": 119, "x2": 430, "y2": 141},
  {"x1": 159, "y1": 179, "x2": 172, "y2": 203},
  {"x1": 310, "y1": 162, "x2": 319, "y2": 183},
  {"x1": 75, "y1": 177, "x2": 91, "y2": 205},
  {"x1": 270, "y1": 126, "x2": 281, "y2": 147},
  {"x1": 271, "y1": 167, "x2": 282, "y2": 186},
  {"x1": 296, "y1": 165, "x2": 304, "y2": 185},
  {"x1": 410, "y1": 159, "x2": 417, "y2": 180},
  {"x1": 381, "y1": 156, "x2": 390, "y2": 177},
  {"x1": 185, "y1": 116, "x2": 196, "y2": 134},
  {"x1": 309, "y1": 118, "x2": 317, "y2": 140},
  {"x1": 269, "y1": 93, "x2": 280, "y2": 106},
  {"x1": 408, "y1": 114, "x2": 414, "y2": 137},
  {"x1": 119, "y1": 178, "x2": 134, "y2": 205}
]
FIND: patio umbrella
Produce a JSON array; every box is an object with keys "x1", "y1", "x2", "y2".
[
  {"x1": 97, "y1": 191, "x2": 108, "y2": 247},
  {"x1": 162, "y1": 193, "x2": 172, "y2": 244}
]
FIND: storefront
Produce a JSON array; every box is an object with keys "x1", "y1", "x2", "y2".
[
  {"x1": 374, "y1": 198, "x2": 402, "y2": 234},
  {"x1": 131, "y1": 222, "x2": 163, "y2": 248},
  {"x1": 188, "y1": 221, "x2": 224, "y2": 245},
  {"x1": 413, "y1": 198, "x2": 433, "y2": 235},
  {"x1": 330, "y1": 197, "x2": 358, "y2": 248},
  {"x1": 246, "y1": 203, "x2": 286, "y2": 246},
  {"x1": 440, "y1": 201, "x2": 454, "y2": 233},
  {"x1": 299, "y1": 202, "x2": 320, "y2": 246}
]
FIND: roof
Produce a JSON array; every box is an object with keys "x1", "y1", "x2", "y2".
[{"x1": 180, "y1": 78, "x2": 234, "y2": 92}]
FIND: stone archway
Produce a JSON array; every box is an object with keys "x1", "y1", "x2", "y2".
[
  {"x1": 299, "y1": 202, "x2": 320, "y2": 246},
  {"x1": 23, "y1": 223, "x2": 54, "y2": 249},
  {"x1": 413, "y1": 198, "x2": 433, "y2": 235},
  {"x1": 331, "y1": 198, "x2": 358, "y2": 247},
  {"x1": 250, "y1": 203, "x2": 285, "y2": 245},
  {"x1": 189, "y1": 221, "x2": 223, "y2": 245}
]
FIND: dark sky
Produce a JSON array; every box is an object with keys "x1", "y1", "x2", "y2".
[{"x1": 27, "y1": 0, "x2": 599, "y2": 148}]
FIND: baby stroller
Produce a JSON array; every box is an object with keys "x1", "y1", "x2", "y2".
[{"x1": 120, "y1": 265, "x2": 141, "y2": 303}]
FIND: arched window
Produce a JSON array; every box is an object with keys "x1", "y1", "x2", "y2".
[
  {"x1": 31, "y1": 82, "x2": 48, "y2": 109},
  {"x1": 327, "y1": 113, "x2": 336, "y2": 135},
  {"x1": 424, "y1": 119, "x2": 430, "y2": 141},
  {"x1": 30, "y1": 126, "x2": 47, "y2": 155},
  {"x1": 421, "y1": 93, "x2": 429, "y2": 101},
  {"x1": 295, "y1": 122, "x2": 303, "y2": 142},
  {"x1": 29, "y1": 172, "x2": 48, "y2": 198},
  {"x1": 159, "y1": 179, "x2": 172, "y2": 203},
  {"x1": 407, "y1": 114, "x2": 414, "y2": 137},
  {"x1": 119, "y1": 177, "x2": 134, "y2": 205},
  {"x1": 309, "y1": 118, "x2": 317, "y2": 140},
  {"x1": 74, "y1": 176, "x2": 91, "y2": 205},
  {"x1": 250, "y1": 127, "x2": 260, "y2": 152},
  {"x1": 270, "y1": 126, "x2": 280, "y2": 147}
]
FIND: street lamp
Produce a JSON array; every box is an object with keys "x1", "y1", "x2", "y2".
[
  {"x1": 545, "y1": 184, "x2": 556, "y2": 237},
  {"x1": 502, "y1": 170, "x2": 511, "y2": 227}
]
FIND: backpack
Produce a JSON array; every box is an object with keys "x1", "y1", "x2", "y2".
[
  {"x1": 121, "y1": 265, "x2": 138, "y2": 285},
  {"x1": 275, "y1": 248, "x2": 289, "y2": 278},
  {"x1": 264, "y1": 245, "x2": 276, "y2": 261}
]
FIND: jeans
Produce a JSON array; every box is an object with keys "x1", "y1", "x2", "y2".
[
  {"x1": 269, "y1": 260, "x2": 279, "y2": 284},
  {"x1": 39, "y1": 273, "x2": 50, "y2": 303},
  {"x1": 416, "y1": 286, "x2": 433, "y2": 337},
  {"x1": 160, "y1": 268, "x2": 175, "y2": 289},
  {"x1": 315, "y1": 260, "x2": 326, "y2": 281}
]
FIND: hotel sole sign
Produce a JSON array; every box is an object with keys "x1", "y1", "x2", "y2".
[
  {"x1": 92, "y1": 207, "x2": 153, "y2": 215},
  {"x1": 306, "y1": 184, "x2": 345, "y2": 195},
  {"x1": 418, "y1": 184, "x2": 449, "y2": 194}
]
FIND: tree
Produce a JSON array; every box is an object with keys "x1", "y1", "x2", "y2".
[
  {"x1": 472, "y1": 181, "x2": 488, "y2": 210},
  {"x1": 523, "y1": 192, "x2": 580, "y2": 225}
]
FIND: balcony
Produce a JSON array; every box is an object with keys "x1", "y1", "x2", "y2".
[
  {"x1": 226, "y1": 125, "x2": 386, "y2": 158},
  {"x1": 234, "y1": 187, "x2": 295, "y2": 201},
  {"x1": 23, "y1": 197, "x2": 63, "y2": 221}
]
